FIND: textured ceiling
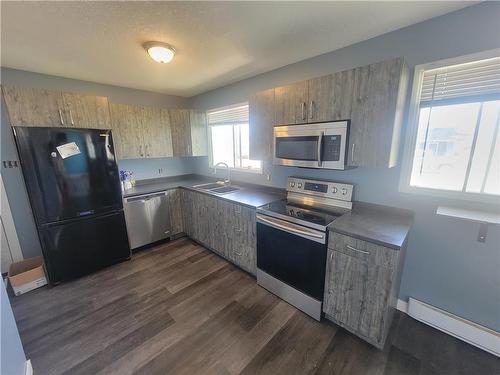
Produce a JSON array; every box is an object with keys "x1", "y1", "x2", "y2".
[{"x1": 1, "y1": 1, "x2": 473, "y2": 97}]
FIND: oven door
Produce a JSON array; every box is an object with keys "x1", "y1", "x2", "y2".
[
  {"x1": 256, "y1": 214, "x2": 327, "y2": 301},
  {"x1": 273, "y1": 122, "x2": 348, "y2": 169}
]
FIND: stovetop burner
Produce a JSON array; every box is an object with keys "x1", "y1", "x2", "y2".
[{"x1": 257, "y1": 199, "x2": 342, "y2": 230}]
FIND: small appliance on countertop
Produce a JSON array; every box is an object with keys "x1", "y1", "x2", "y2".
[{"x1": 256, "y1": 176, "x2": 354, "y2": 320}]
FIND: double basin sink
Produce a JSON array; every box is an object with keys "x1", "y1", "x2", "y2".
[{"x1": 192, "y1": 182, "x2": 240, "y2": 195}]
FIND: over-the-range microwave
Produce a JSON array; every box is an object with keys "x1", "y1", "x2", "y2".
[{"x1": 273, "y1": 121, "x2": 349, "y2": 170}]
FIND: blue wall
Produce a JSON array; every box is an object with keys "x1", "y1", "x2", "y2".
[
  {"x1": 191, "y1": 2, "x2": 500, "y2": 331},
  {"x1": 1, "y1": 283, "x2": 26, "y2": 375}
]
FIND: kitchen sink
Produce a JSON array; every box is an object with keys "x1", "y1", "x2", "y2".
[
  {"x1": 192, "y1": 182, "x2": 225, "y2": 190},
  {"x1": 209, "y1": 186, "x2": 240, "y2": 194}
]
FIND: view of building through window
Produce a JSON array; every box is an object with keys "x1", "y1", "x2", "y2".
[
  {"x1": 208, "y1": 104, "x2": 262, "y2": 173},
  {"x1": 409, "y1": 57, "x2": 500, "y2": 196}
]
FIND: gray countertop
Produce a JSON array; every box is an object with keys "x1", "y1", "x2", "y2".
[
  {"x1": 124, "y1": 175, "x2": 412, "y2": 247},
  {"x1": 328, "y1": 202, "x2": 413, "y2": 249},
  {"x1": 122, "y1": 174, "x2": 285, "y2": 208}
]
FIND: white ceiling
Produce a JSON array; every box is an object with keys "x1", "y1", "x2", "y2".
[{"x1": 1, "y1": 1, "x2": 473, "y2": 97}]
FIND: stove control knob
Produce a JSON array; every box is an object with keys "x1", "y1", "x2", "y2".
[
  {"x1": 297, "y1": 183, "x2": 303, "y2": 188},
  {"x1": 290, "y1": 181, "x2": 295, "y2": 187},
  {"x1": 341, "y1": 188, "x2": 348, "y2": 195},
  {"x1": 332, "y1": 187, "x2": 338, "y2": 194}
]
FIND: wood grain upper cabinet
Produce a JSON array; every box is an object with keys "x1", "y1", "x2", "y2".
[
  {"x1": 169, "y1": 109, "x2": 207, "y2": 157},
  {"x1": 249, "y1": 88, "x2": 275, "y2": 160},
  {"x1": 307, "y1": 75, "x2": 335, "y2": 123},
  {"x1": 275, "y1": 81, "x2": 308, "y2": 125},
  {"x1": 348, "y1": 57, "x2": 409, "y2": 168},
  {"x1": 61, "y1": 92, "x2": 111, "y2": 129},
  {"x1": 140, "y1": 107, "x2": 173, "y2": 158},
  {"x1": 2, "y1": 85, "x2": 66, "y2": 127},
  {"x1": 109, "y1": 103, "x2": 145, "y2": 159},
  {"x1": 189, "y1": 110, "x2": 208, "y2": 156}
]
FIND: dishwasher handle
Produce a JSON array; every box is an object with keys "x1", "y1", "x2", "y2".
[{"x1": 125, "y1": 191, "x2": 167, "y2": 203}]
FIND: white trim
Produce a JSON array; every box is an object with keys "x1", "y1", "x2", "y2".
[
  {"x1": 399, "y1": 48, "x2": 500, "y2": 205},
  {"x1": 0, "y1": 174, "x2": 23, "y2": 263},
  {"x1": 436, "y1": 206, "x2": 500, "y2": 225},
  {"x1": 25, "y1": 359, "x2": 33, "y2": 375},
  {"x1": 396, "y1": 298, "x2": 409, "y2": 314},
  {"x1": 407, "y1": 298, "x2": 500, "y2": 357}
]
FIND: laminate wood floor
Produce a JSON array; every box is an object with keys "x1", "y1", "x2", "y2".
[{"x1": 10, "y1": 238, "x2": 499, "y2": 375}]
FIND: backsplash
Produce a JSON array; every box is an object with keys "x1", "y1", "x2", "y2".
[{"x1": 118, "y1": 156, "x2": 205, "y2": 180}]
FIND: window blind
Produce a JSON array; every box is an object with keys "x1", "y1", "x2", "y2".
[
  {"x1": 207, "y1": 104, "x2": 249, "y2": 126},
  {"x1": 420, "y1": 56, "x2": 500, "y2": 106}
]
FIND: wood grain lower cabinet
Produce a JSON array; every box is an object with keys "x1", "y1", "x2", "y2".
[
  {"x1": 180, "y1": 189, "x2": 256, "y2": 275},
  {"x1": 168, "y1": 189, "x2": 184, "y2": 236},
  {"x1": 323, "y1": 232, "x2": 405, "y2": 349}
]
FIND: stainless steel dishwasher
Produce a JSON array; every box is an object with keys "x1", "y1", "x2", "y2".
[{"x1": 123, "y1": 191, "x2": 171, "y2": 249}]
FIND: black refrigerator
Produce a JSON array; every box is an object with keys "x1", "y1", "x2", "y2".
[{"x1": 13, "y1": 127, "x2": 131, "y2": 284}]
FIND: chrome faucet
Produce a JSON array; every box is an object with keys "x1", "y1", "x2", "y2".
[{"x1": 214, "y1": 162, "x2": 230, "y2": 184}]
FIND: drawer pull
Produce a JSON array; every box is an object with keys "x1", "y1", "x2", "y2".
[
  {"x1": 234, "y1": 250, "x2": 242, "y2": 256},
  {"x1": 346, "y1": 245, "x2": 369, "y2": 255}
]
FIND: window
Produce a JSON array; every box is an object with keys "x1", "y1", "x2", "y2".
[
  {"x1": 401, "y1": 51, "x2": 500, "y2": 201},
  {"x1": 207, "y1": 103, "x2": 262, "y2": 173}
]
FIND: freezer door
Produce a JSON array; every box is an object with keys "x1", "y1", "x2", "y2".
[
  {"x1": 39, "y1": 211, "x2": 131, "y2": 283},
  {"x1": 14, "y1": 127, "x2": 122, "y2": 224}
]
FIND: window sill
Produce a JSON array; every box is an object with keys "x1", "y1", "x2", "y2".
[{"x1": 436, "y1": 206, "x2": 500, "y2": 225}]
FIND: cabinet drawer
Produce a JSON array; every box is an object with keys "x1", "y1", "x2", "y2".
[{"x1": 328, "y1": 232, "x2": 398, "y2": 269}]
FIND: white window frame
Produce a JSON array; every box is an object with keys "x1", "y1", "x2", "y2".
[
  {"x1": 399, "y1": 48, "x2": 500, "y2": 205},
  {"x1": 207, "y1": 103, "x2": 263, "y2": 174}
]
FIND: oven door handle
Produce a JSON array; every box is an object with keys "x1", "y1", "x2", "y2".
[
  {"x1": 256, "y1": 214, "x2": 325, "y2": 243},
  {"x1": 317, "y1": 132, "x2": 323, "y2": 167}
]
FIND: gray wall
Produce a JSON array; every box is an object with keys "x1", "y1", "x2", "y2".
[
  {"x1": 191, "y1": 2, "x2": 500, "y2": 331},
  {"x1": 0, "y1": 68, "x2": 193, "y2": 258},
  {"x1": 1, "y1": 283, "x2": 26, "y2": 375}
]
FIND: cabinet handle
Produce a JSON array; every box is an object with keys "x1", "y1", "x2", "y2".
[
  {"x1": 309, "y1": 101, "x2": 314, "y2": 120},
  {"x1": 58, "y1": 109, "x2": 64, "y2": 125},
  {"x1": 234, "y1": 250, "x2": 242, "y2": 256},
  {"x1": 346, "y1": 244, "x2": 369, "y2": 255},
  {"x1": 351, "y1": 143, "x2": 356, "y2": 163},
  {"x1": 301, "y1": 102, "x2": 306, "y2": 121},
  {"x1": 330, "y1": 252, "x2": 333, "y2": 261},
  {"x1": 69, "y1": 109, "x2": 74, "y2": 125}
]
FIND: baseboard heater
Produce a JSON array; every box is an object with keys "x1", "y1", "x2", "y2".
[{"x1": 407, "y1": 298, "x2": 500, "y2": 357}]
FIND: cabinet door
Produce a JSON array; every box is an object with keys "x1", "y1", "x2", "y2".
[
  {"x1": 349, "y1": 58, "x2": 407, "y2": 167},
  {"x1": 307, "y1": 75, "x2": 334, "y2": 123},
  {"x1": 2, "y1": 85, "x2": 65, "y2": 126},
  {"x1": 323, "y1": 249, "x2": 393, "y2": 345},
  {"x1": 249, "y1": 89, "x2": 275, "y2": 160},
  {"x1": 189, "y1": 110, "x2": 208, "y2": 157},
  {"x1": 233, "y1": 205, "x2": 256, "y2": 274},
  {"x1": 168, "y1": 189, "x2": 184, "y2": 236},
  {"x1": 274, "y1": 81, "x2": 308, "y2": 125},
  {"x1": 61, "y1": 92, "x2": 111, "y2": 129},
  {"x1": 141, "y1": 107, "x2": 173, "y2": 158},
  {"x1": 169, "y1": 109, "x2": 191, "y2": 156},
  {"x1": 181, "y1": 190, "x2": 194, "y2": 237},
  {"x1": 331, "y1": 69, "x2": 355, "y2": 121},
  {"x1": 109, "y1": 103, "x2": 145, "y2": 159}
]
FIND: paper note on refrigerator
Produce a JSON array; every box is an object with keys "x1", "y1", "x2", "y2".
[{"x1": 56, "y1": 142, "x2": 81, "y2": 159}]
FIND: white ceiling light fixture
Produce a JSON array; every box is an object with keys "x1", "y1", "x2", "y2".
[{"x1": 143, "y1": 41, "x2": 176, "y2": 64}]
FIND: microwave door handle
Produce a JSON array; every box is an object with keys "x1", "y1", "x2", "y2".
[{"x1": 317, "y1": 132, "x2": 324, "y2": 167}]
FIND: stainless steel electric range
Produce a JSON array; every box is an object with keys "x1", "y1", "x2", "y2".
[{"x1": 256, "y1": 176, "x2": 353, "y2": 320}]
